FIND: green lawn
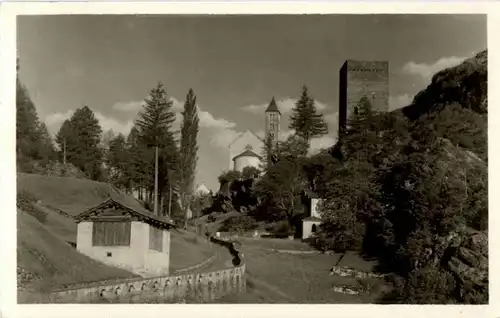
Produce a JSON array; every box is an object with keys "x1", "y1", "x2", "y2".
[
  {"x1": 238, "y1": 237, "x2": 316, "y2": 252},
  {"x1": 218, "y1": 243, "x2": 387, "y2": 303}
]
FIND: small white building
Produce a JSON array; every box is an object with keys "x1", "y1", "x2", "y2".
[
  {"x1": 232, "y1": 145, "x2": 262, "y2": 172},
  {"x1": 302, "y1": 191, "x2": 323, "y2": 240},
  {"x1": 75, "y1": 195, "x2": 175, "y2": 277}
]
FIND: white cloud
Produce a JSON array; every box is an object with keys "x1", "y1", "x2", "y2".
[
  {"x1": 242, "y1": 98, "x2": 329, "y2": 114},
  {"x1": 208, "y1": 128, "x2": 240, "y2": 148},
  {"x1": 94, "y1": 112, "x2": 134, "y2": 136},
  {"x1": 45, "y1": 110, "x2": 133, "y2": 137},
  {"x1": 198, "y1": 109, "x2": 237, "y2": 129},
  {"x1": 112, "y1": 97, "x2": 184, "y2": 113},
  {"x1": 402, "y1": 56, "x2": 466, "y2": 81},
  {"x1": 324, "y1": 111, "x2": 338, "y2": 126},
  {"x1": 309, "y1": 135, "x2": 337, "y2": 155},
  {"x1": 389, "y1": 94, "x2": 413, "y2": 110},
  {"x1": 112, "y1": 96, "x2": 239, "y2": 148},
  {"x1": 45, "y1": 110, "x2": 73, "y2": 130},
  {"x1": 111, "y1": 100, "x2": 144, "y2": 112},
  {"x1": 254, "y1": 129, "x2": 294, "y2": 141}
]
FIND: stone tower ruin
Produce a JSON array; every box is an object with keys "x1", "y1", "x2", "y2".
[{"x1": 338, "y1": 60, "x2": 389, "y2": 137}]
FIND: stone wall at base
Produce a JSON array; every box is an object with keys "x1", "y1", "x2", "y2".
[
  {"x1": 49, "y1": 235, "x2": 246, "y2": 303},
  {"x1": 49, "y1": 264, "x2": 246, "y2": 303}
]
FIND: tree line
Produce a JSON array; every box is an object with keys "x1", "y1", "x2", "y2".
[{"x1": 17, "y1": 60, "x2": 199, "y2": 226}]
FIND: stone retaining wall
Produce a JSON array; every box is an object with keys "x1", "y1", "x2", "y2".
[
  {"x1": 49, "y1": 236, "x2": 246, "y2": 303},
  {"x1": 49, "y1": 264, "x2": 245, "y2": 303}
]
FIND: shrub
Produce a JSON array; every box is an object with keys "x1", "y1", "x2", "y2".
[
  {"x1": 386, "y1": 266, "x2": 457, "y2": 304},
  {"x1": 219, "y1": 214, "x2": 258, "y2": 235},
  {"x1": 271, "y1": 220, "x2": 294, "y2": 238},
  {"x1": 17, "y1": 190, "x2": 47, "y2": 223}
]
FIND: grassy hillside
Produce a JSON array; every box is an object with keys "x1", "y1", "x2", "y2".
[
  {"x1": 17, "y1": 209, "x2": 138, "y2": 303},
  {"x1": 17, "y1": 173, "x2": 126, "y2": 216},
  {"x1": 17, "y1": 173, "x2": 215, "y2": 295}
]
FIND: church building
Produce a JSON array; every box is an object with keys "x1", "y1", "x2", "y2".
[{"x1": 228, "y1": 97, "x2": 281, "y2": 172}]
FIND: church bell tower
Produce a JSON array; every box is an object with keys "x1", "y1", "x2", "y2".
[{"x1": 264, "y1": 97, "x2": 281, "y2": 150}]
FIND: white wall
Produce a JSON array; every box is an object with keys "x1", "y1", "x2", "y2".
[
  {"x1": 234, "y1": 156, "x2": 261, "y2": 172},
  {"x1": 302, "y1": 220, "x2": 322, "y2": 240},
  {"x1": 143, "y1": 227, "x2": 171, "y2": 277},
  {"x1": 77, "y1": 221, "x2": 171, "y2": 277},
  {"x1": 311, "y1": 199, "x2": 322, "y2": 218}
]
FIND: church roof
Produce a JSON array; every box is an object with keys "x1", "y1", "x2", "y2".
[
  {"x1": 232, "y1": 149, "x2": 262, "y2": 161},
  {"x1": 228, "y1": 130, "x2": 264, "y2": 147},
  {"x1": 265, "y1": 97, "x2": 281, "y2": 114}
]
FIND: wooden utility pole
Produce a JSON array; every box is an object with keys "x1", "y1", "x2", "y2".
[
  {"x1": 154, "y1": 146, "x2": 159, "y2": 216},
  {"x1": 63, "y1": 138, "x2": 67, "y2": 165},
  {"x1": 168, "y1": 183, "x2": 172, "y2": 217}
]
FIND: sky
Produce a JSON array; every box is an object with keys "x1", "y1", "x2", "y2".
[{"x1": 17, "y1": 14, "x2": 486, "y2": 191}]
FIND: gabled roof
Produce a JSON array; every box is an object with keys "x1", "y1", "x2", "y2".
[
  {"x1": 265, "y1": 97, "x2": 281, "y2": 114},
  {"x1": 228, "y1": 130, "x2": 265, "y2": 147},
  {"x1": 232, "y1": 149, "x2": 262, "y2": 161},
  {"x1": 75, "y1": 195, "x2": 175, "y2": 229}
]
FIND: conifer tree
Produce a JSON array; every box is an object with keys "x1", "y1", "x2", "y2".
[
  {"x1": 55, "y1": 106, "x2": 103, "y2": 180},
  {"x1": 107, "y1": 133, "x2": 129, "y2": 190},
  {"x1": 16, "y1": 58, "x2": 55, "y2": 167},
  {"x1": 289, "y1": 85, "x2": 328, "y2": 145},
  {"x1": 127, "y1": 125, "x2": 151, "y2": 199},
  {"x1": 135, "y1": 82, "x2": 179, "y2": 215},
  {"x1": 179, "y1": 89, "x2": 199, "y2": 228}
]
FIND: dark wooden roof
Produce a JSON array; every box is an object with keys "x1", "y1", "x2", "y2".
[
  {"x1": 75, "y1": 194, "x2": 175, "y2": 229},
  {"x1": 265, "y1": 97, "x2": 281, "y2": 114}
]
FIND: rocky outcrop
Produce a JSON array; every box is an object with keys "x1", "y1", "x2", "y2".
[
  {"x1": 446, "y1": 230, "x2": 488, "y2": 291},
  {"x1": 403, "y1": 50, "x2": 487, "y2": 120}
]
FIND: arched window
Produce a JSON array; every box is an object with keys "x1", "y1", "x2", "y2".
[{"x1": 311, "y1": 224, "x2": 317, "y2": 233}]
